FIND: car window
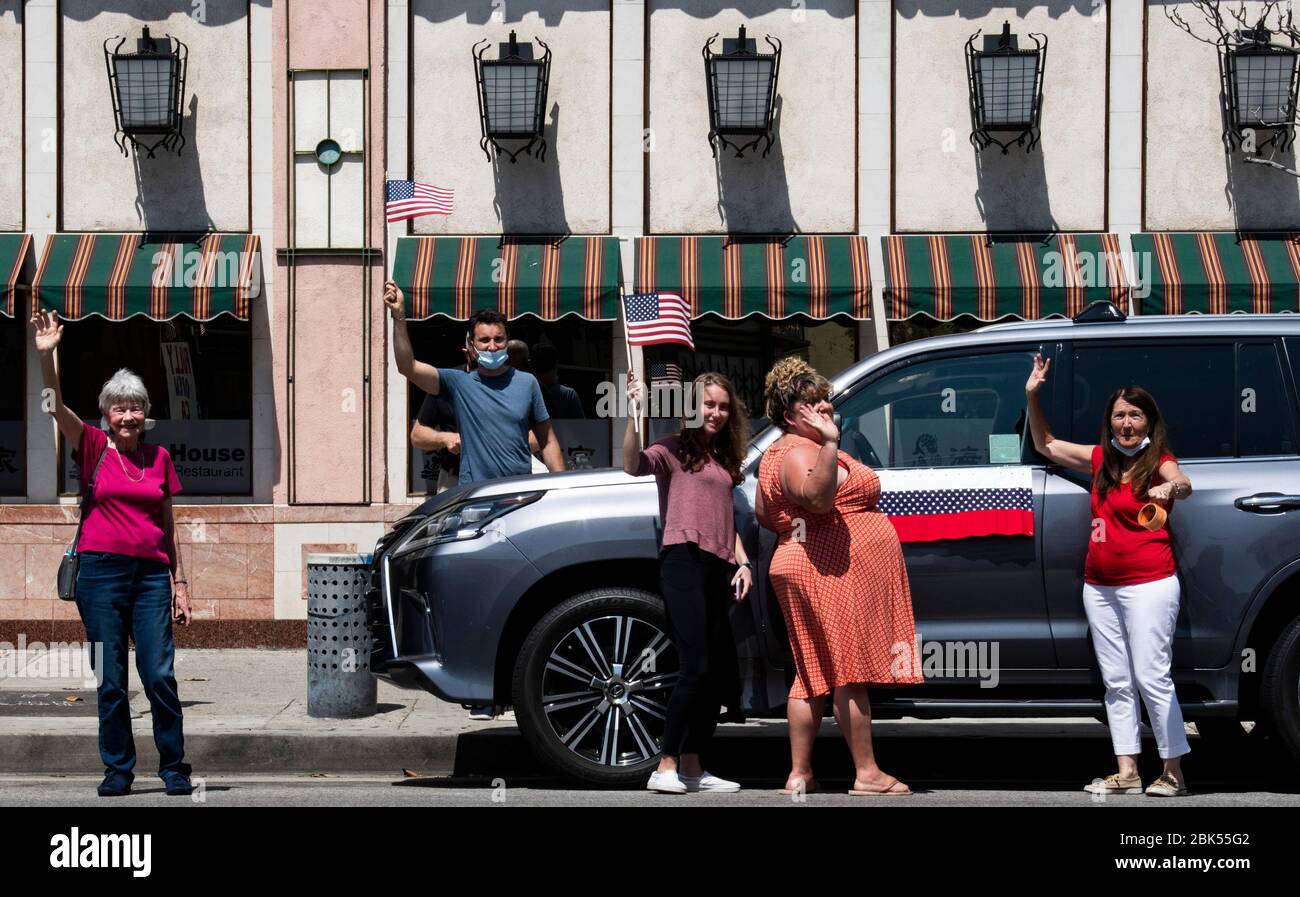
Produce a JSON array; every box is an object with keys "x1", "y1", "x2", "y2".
[
  {"x1": 1070, "y1": 342, "x2": 1234, "y2": 458},
  {"x1": 835, "y1": 350, "x2": 1038, "y2": 469},
  {"x1": 1238, "y1": 341, "x2": 1297, "y2": 456}
]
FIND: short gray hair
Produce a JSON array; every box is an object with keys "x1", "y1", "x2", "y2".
[{"x1": 98, "y1": 368, "x2": 151, "y2": 416}]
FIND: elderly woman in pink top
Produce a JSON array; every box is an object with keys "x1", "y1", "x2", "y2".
[
  {"x1": 33, "y1": 309, "x2": 193, "y2": 798},
  {"x1": 622, "y1": 371, "x2": 753, "y2": 795}
]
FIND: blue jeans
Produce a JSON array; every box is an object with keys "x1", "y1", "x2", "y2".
[{"x1": 76, "y1": 551, "x2": 190, "y2": 781}]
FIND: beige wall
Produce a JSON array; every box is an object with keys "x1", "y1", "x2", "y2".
[
  {"x1": 894, "y1": 1, "x2": 1108, "y2": 233},
  {"x1": 61, "y1": 0, "x2": 250, "y2": 232},
  {"x1": 0, "y1": 2, "x2": 22, "y2": 231},
  {"x1": 1146, "y1": 0, "x2": 1300, "y2": 230},
  {"x1": 647, "y1": 0, "x2": 857, "y2": 234},
  {"x1": 410, "y1": 1, "x2": 611, "y2": 235}
]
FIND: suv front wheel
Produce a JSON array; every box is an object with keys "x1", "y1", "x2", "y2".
[{"x1": 513, "y1": 588, "x2": 680, "y2": 786}]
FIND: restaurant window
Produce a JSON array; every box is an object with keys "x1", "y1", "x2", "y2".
[
  {"x1": 0, "y1": 315, "x2": 23, "y2": 495},
  {"x1": 645, "y1": 315, "x2": 856, "y2": 442},
  {"x1": 58, "y1": 316, "x2": 253, "y2": 495},
  {"x1": 888, "y1": 313, "x2": 1022, "y2": 347},
  {"x1": 405, "y1": 318, "x2": 613, "y2": 494}
]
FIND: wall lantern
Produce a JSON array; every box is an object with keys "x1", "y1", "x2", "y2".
[
  {"x1": 965, "y1": 21, "x2": 1047, "y2": 154},
  {"x1": 473, "y1": 31, "x2": 551, "y2": 164},
  {"x1": 703, "y1": 25, "x2": 782, "y2": 158},
  {"x1": 1223, "y1": 26, "x2": 1300, "y2": 153},
  {"x1": 104, "y1": 26, "x2": 188, "y2": 158}
]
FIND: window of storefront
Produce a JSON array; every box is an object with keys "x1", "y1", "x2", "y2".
[
  {"x1": 887, "y1": 313, "x2": 1023, "y2": 347},
  {"x1": 405, "y1": 318, "x2": 614, "y2": 493},
  {"x1": 57, "y1": 316, "x2": 253, "y2": 495},
  {"x1": 0, "y1": 316, "x2": 24, "y2": 495},
  {"x1": 644, "y1": 314, "x2": 857, "y2": 441}
]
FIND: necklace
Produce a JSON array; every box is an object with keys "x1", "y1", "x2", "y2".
[{"x1": 110, "y1": 443, "x2": 146, "y2": 483}]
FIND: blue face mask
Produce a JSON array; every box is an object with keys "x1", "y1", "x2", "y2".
[
  {"x1": 475, "y1": 348, "x2": 509, "y2": 370},
  {"x1": 1111, "y1": 435, "x2": 1151, "y2": 457}
]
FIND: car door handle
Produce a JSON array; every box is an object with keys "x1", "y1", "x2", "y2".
[{"x1": 1234, "y1": 493, "x2": 1300, "y2": 513}]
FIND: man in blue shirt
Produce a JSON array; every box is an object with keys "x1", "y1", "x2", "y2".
[{"x1": 385, "y1": 281, "x2": 565, "y2": 484}]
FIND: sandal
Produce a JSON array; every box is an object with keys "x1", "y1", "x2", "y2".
[
  {"x1": 778, "y1": 777, "x2": 818, "y2": 796},
  {"x1": 1083, "y1": 773, "x2": 1143, "y2": 795},
  {"x1": 1144, "y1": 773, "x2": 1188, "y2": 797},
  {"x1": 847, "y1": 775, "x2": 912, "y2": 796}
]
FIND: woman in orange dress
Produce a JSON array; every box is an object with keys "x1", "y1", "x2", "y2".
[{"x1": 756, "y1": 357, "x2": 922, "y2": 796}]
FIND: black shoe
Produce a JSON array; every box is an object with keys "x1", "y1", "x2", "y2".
[
  {"x1": 97, "y1": 772, "x2": 132, "y2": 797},
  {"x1": 162, "y1": 773, "x2": 194, "y2": 796}
]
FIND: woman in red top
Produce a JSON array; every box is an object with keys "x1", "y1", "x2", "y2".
[
  {"x1": 622, "y1": 371, "x2": 753, "y2": 794},
  {"x1": 1026, "y1": 355, "x2": 1193, "y2": 797},
  {"x1": 33, "y1": 309, "x2": 193, "y2": 798}
]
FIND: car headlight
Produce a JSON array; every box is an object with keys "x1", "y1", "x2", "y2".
[{"x1": 389, "y1": 492, "x2": 544, "y2": 558}]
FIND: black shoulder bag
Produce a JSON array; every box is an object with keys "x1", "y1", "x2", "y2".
[{"x1": 57, "y1": 446, "x2": 107, "y2": 601}]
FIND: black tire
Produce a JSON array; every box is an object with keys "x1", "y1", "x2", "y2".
[
  {"x1": 1260, "y1": 612, "x2": 1300, "y2": 766},
  {"x1": 512, "y1": 587, "x2": 679, "y2": 787}
]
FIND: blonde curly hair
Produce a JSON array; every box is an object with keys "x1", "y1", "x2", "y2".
[{"x1": 764, "y1": 356, "x2": 831, "y2": 430}]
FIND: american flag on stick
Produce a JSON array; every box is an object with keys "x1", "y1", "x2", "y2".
[
  {"x1": 623, "y1": 292, "x2": 694, "y2": 350},
  {"x1": 385, "y1": 179, "x2": 454, "y2": 222}
]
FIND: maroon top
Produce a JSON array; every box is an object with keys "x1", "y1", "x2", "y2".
[{"x1": 636, "y1": 436, "x2": 737, "y2": 564}]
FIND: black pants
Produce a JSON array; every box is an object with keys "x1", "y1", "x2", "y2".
[{"x1": 658, "y1": 542, "x2": 740, "y2": 758}]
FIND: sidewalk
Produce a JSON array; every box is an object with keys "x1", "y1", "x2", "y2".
[{"x1": 0, "y1": 648, "x2": 1124, "y2": 776}]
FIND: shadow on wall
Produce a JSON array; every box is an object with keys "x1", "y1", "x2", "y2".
[
  {"x1": 714, "y1": 95, "x2": 796, "y2": 233},
  {"x1": 1224, "y1": 144, "x2": 1300, "y2": 229},
  {"x1": 62, "y1": 0, "x2": 265, "y2": 26},
  {"x1": 492, "y1": 101, "x2": 567, "y2": 234},
  {"x1": 415, "y1": 0, "x2": 611, "y2": 27},
  {"x1": 974, "y1": 130, "x2": 1057, "y2": 232},
  {"x1": 132, "y1": 94, "x2": 215, "y2": 232},
  {"x1": 896, "y1": 0, "x2": 1102, "y2": 18}
]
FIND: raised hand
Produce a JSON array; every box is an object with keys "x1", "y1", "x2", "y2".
[
  {"x1": 799, "y1": 401, "x2": 839, "y2": 443},
  {"x1": 1025, "y1": 353, "x2": 1051, "y2": 394},
  {"x1": 383, "y1": 280, "x2": 405, "y2": 319},
  {"x1": 32, "y1": 309, "x2": 63, "y2": 354},
  {"x1": 625, "y1": 370, "x2": 644, "y2": 416}
]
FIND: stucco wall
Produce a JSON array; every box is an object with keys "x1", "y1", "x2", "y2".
[
  {"x1": 647, "y1": 0, "x2": 857, "y2": 234},
  {"x1": 1146, "y1": 0, "x2": 1300, "y2": 230},
  {"x1": 410, "y1": 1, "x2": 612, "y2": 235},
  {"x1": 894, "y1": 1, "x2": 1108, "y2": 233},
  {"x1": 0, "y1": 2, "x2": 21, "y2": 231},
  {"x1": 61, "y1": 0, "x2": 250, "y2": 232}
]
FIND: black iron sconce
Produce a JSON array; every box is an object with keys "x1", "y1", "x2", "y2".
[
  {"x1": 473, "y1": 31, "x2": 551, "y2": 164},
  {"x1": 104, "y1": 26, "x2": 188, "y2": 158},
  {"x1": 703, "y1": 25, "x2": 781, "y2": 158},
  {"x1": 1222, "y1": 25, "x2": 1300, "y2": 154},
  {"x1": 966, "y1": 21, "x2": 1047, "y2": 154}
]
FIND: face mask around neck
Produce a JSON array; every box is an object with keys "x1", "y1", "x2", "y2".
[{"x1": 1111, "y1": 435, "x2": 1151, "y2": 457}]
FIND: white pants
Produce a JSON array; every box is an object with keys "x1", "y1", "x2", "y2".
[{"x1": 1081, "y1": 574, "x2": 1191, "y2": 760}]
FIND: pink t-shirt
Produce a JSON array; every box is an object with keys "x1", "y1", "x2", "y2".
[
  {"x1": 637, "y1": 436, "x2": 737, "y2": 564},
  {"x1": 74, "y1": 425, "x2": 182, "y2": 565}
]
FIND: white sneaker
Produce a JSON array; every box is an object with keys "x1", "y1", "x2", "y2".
[
  {"x1": 679, "y1": 771, "x2": 741, "y2": 793},
  {"x1": 646, "y1": 769, "x2": 688, "y2": 794}
]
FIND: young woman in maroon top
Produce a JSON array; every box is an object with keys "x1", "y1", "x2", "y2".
[
  {"x1": 1026, "y1": 354, "x2": 1194, "y2": 797},
  {"x1": 622, "y1": 371, "x2": 753, "y2": 794}
]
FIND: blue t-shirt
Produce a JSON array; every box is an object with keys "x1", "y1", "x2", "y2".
[{"x1": 437, "y1": 367, "x2": 550, "y2": 485}]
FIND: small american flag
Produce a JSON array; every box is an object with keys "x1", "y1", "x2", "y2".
[
  {"x1": 624, "y1": 292, "x2": 694, "y2": 350},
  {"x1": 649, "y1": 363, "x2": 682, "y2": 385},
  {"x1": 385, "y1": 179, "x2": 454, "y2": 222}
]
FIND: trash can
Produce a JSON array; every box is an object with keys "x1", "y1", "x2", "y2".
[{"x1": 306, "y1": 553, "x2": 377, "y2": 719}]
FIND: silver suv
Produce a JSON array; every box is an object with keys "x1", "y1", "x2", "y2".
[{"x1": 367, "y1": 306, "x2": 1300, "y2": 786}]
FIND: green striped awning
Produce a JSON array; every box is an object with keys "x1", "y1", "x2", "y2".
[
  {"x1": 1, "y1": 233, "x2": 33, "y2": 318},
  {"x1": 1132, "y1": 232, "x2": 1300, "y2": 314},
  {"x1": 883, "y1": 233, "x2": 1128, "y2": 320},
  {"x1": 32, "y1": 233, "x2": 262, "y2": 321},
  {"x1": 392, "y1": 236, "x2": 620, "y2": 321},
  {"x1": 634, "y1": 236, "x2": 871, "y2": 319}
]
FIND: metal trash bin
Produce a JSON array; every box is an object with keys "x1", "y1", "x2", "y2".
[{"x1": 307, "y1": 553, "x2": 377, "y2": 719}]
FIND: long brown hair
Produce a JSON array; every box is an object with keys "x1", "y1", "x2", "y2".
[
  {"x1": 1094, "y1": 385, "x2": 1171, "y2": 502},
  {"x1": 676, "y1": 372, "x2": 748, "y2": 486}
]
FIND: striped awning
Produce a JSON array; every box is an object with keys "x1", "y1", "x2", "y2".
[
  {"x1": 634, "y1": 236, "x2": 871, "y2": 319},
  {"x1": 1131, "y1": 232, "x2": 1300, "y2": 315},
  {"x1": 1, "y1": 233, "x2": 33, "y2": 318},
  {"x1": 392, "y1": 236, "x2": 620, "y2": 321},
  {"x1": 33, "y1": 233, "x2": 262, "y2": 321},
  {"x1": 883, "y1": 233, "x2": 1128, "y2": 321}
]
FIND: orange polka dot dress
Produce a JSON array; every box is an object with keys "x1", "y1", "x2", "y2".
[{"x1": 758, "y1": 438, "x2": 924, "y2": 699}]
